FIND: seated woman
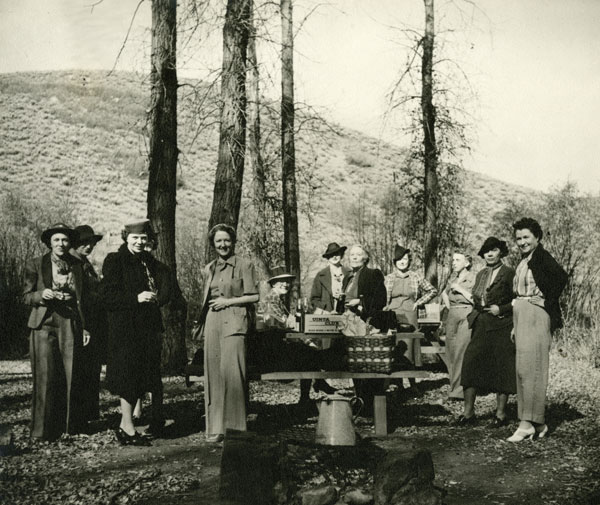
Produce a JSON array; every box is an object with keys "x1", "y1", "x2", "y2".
[{"x1": 256, "y1": 267, "x2": 337, "y2": 401}]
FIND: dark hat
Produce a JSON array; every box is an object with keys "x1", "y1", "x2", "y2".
[
  {"x1": 123, "y1": 219, "x2": 152, "y2": 235},
  {"x1": 41, "y1": 223, "x2": 77, "y2": 247},
  {"x1": 322, "y1": 242, "x2": 347, "y2": 258},
  {"x1": 74, "y1": 225, "x2": 103, "y2": 247},
  {"x1": 268, "y1": 266, "x2": 296, "y2": 285},
  {"x1": 394, "y1": 244, "x2": 410, "y2": 262},
  {"x1": 478, "y1": 236, "x2": 509, "y2": 258}
]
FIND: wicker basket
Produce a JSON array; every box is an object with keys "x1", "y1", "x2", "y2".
[{"x1": 345, "y1": 334, "x2": 395, "y2": 373}]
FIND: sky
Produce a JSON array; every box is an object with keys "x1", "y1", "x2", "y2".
[{"x1": 1, "y1": 0, "x2": 599, "y2": 193}]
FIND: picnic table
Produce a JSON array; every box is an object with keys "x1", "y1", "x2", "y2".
[{"x1": 186, "y1": 329, "x2": 445, "y2": 435}]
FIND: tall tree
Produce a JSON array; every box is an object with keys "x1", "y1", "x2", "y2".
[
  {"x1": 245, "y1": 0, "x2": 270, "y2": 276},
  {"x1": 421, "y1": 0, "x2": 439, "y2": 287},
  {"x1": 147, "y1": 0, "x2": 187, "y2": 371},
  {"x1": 206, "y1": 0, "x2": 251, "y2": 259},
  {"x1": 280, "y1": 0, "x2": 301, "y2": 297}
]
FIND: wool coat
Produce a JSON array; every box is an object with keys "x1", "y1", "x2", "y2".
[
  {"x1": 462, "y1": 264, "x2": 517, "y2": 394},
  {"x1": 343, "y1": 266, "x2": 387, "y2": 321},
  {"x1": 310, "y1": 265, "x2": 351, "y2": 312},
  {"x1": 526, "y1": 244, "x2": 568, "y2": 332},
  {"x1": 100, "y1": 244, "x2": 170, "y2": 405}
]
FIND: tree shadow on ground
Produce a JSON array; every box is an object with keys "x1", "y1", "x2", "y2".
[{"x1": 546, "y1": 402, "x2": 585, "y2": 431}]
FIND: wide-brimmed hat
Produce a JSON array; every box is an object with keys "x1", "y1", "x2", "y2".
[
  {"x1": 478, "y1": 236, "x2": 509, "y2": 258},
  {"x1": 268, "y1": 266, "x2": 296, "y2": 285},
  {"x1": 322, "y1": 242, "x2": 347, "y2": 259},
  {"x1": 394, "y1": 244, "x2": 410, "y2": 262},
  {"x1": 74, "y1": 225, "x2": 103, "y2": 247},
  {"x1": 123, "y1": 219, "x2": 152, "y2": 235},
  {"x1": 41, "y1": 223, "x2": 77, "y2": 247}
]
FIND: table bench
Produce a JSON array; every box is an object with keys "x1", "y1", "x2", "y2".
[{"x1": 186, "y1": 331, "x2": 445, "y2": 436}]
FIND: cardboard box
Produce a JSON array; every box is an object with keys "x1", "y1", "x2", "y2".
[{"x1": 303, "y1": 314, "x2": 345, "y2": 334}]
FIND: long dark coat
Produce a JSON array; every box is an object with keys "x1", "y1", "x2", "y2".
[
  {"x1": 100, "y1": 244, "x2": 170, "y2": 405},
  {"x1": 462, "y1": 264, "x2": 516, "y2": 394},
  {"x1": 342, "y1": 266, "x2": 387, "y2": 321}
]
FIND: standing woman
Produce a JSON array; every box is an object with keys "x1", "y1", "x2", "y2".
[
  {"x1": 384, "y1": 245, "x2": 437, "y2": 364},
  {"x1": 310, "y1": 242, "x2": 351, "y2": 313},
  {"x1": 100, "y1": 220, "x2": 170, "y2": 446},
  {"x1": 196, "y1": 224, "x2": 258, "y2": 443},
  {"x1": 23, "y1": 223, "x2": 89, "y2": 440},
  {"x1": 508, "y1": 218, "x2": 567, "y2": 442},
  {"x1": 441, "y1": 252, "x2": 475, "y2": 400},
  {"x1": 459, "y1": 237, "x2": 516, "y2": 426},
  {"x1": 71, "y1": 224, "x2": 105, "y2": 424}
]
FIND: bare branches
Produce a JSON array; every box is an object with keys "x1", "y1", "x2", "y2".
[{"x1": 107, "y1": 0, "x2": 146, "y2": 77}]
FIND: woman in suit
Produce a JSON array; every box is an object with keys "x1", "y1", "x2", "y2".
[
  {"x1": 384, "y1": 245, "x2": 437, "y2": 367},
  {"x1": 23, "y1": 223, "x2": 89, "y2": 440},
  {"x1": 508, "y1": 218, "x2": 567, "y2": 442},
  {"x1": 100, "y1": 220, "x2": 170, "y2": 446},
  {"x1": 196, "y1": 224, "x2": 259, "y2": 443},
  {"x1": 458, "y1": 237, "x2": 516, "y2": 427},
  {"x1": 310, "y1": 242, "x2": 351, "y2": 313},
  {"x1": 70, "y1": 224, "x2": 104, "y2": 424},
  {"x1": 441, "y1": 252, "x2": 475, "y2": 400}
]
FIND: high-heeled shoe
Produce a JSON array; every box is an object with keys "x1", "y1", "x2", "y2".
[
  {"x1": 535, "y1": 424, "x2": 548, "y2": 439},
  {"x1": 115, "y1": 428, "x2": 152, "y2": 446},
  {"x1": 506, "y1": 426, "x2": 535, "y2": 442}
]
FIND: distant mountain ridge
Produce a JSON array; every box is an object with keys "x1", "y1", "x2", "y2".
[{"x1": 0, "y1": 70, "x2": 534, "y2": 273}]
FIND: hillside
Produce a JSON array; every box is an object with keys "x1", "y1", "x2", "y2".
[{"x1": 0, "y1": 70, "x2": 534, "y2": 276}]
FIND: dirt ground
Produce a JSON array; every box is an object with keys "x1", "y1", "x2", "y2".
[{"x1": 1, "y1": 359, "x2": 599, "y2": 505}]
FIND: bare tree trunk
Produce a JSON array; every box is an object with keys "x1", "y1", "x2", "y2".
[
  {"x1": 246, "y1": 0, "x2": 270, "y2": 276},
  {"x1": 147, "y1": 0, "x2": 187, "y2": 372},
  {"x1": 281, "y1": 0, "x2": 301, "y2": 298},
  {"x1": 206, "y1": 0, "x2": 251, "y2": 259},
  {"x1": 421, "y1": 0, "x2": 438, "y2": 287}
]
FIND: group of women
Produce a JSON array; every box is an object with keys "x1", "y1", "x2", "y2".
[
  {"x1": 442, "y1": 219, "x2": 567, "y2": 442},
  {"x1": 24, "y1": 220, "x2": 170, "y2": 446},
  {"x1": 24, "y1": 216, "x2": 566, "y2": 446}
]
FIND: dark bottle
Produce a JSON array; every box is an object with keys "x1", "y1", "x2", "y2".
[
  {"x1": 295, "y1": 298, "x2": 304, "y2": 332},
  {"x1": 335, "y1": 294, "x2": 346, "y2": 314}
]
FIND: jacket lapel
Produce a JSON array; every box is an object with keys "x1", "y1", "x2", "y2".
[
  {"x1": 42, "y1": 253, "x2": 52, "y2": 289},
  {"x1": 319, "y1": 268, "x2": 332, "y2": 295}
]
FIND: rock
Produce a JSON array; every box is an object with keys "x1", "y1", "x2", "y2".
[
  {"x1": 390, "y1": 485, "x2": 443, "y2": 505},
  {"x1": 0, "y1": 424, "x2": 14, "y2": 456},
  {"x1": 345, "y1": 488, "x2": 374, "y2": 505},
  {"x1": 373, "y1": 450, "x2": 437, "y2": 505},
  {"x1": 301, "y1": 485, "x2": 338, "y2": 505},
  {"x1": 219, "y1": 429, "x2": 287, "y2": 505}
]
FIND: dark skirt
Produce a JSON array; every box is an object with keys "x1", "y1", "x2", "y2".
[
  {"x1": 106, "y1": 324, "x2": 162, "y2": 406},
  {"x1": 461, "y1": 312, "x2": 516, "y2": 394}
]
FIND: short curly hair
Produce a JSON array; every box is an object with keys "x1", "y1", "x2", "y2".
[
  {"x1": 453, "y1": 251, "x2": 473, "y2": 270},
  {"x1": 208, "y1": 223, "x2": 237, "y2": 247},
  {"x1": 512, "y1": 217, "x2": 543, "y2": 240}
]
